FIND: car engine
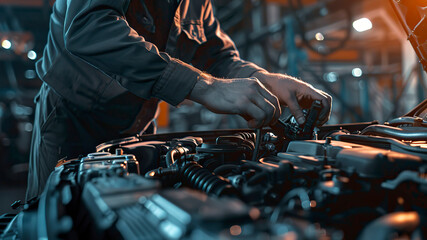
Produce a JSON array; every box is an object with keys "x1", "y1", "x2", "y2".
[{"x1": 1, "y1": 99, "x2": 426, "y2": 240}]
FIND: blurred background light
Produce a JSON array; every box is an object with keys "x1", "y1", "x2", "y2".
[
  {"x1": 352, "y1": 67, "x2": 363, "y2": 77},
  {"x1": 27, "y1": 50, "x2": 37, "y2": 60},
  {"x1": 2, "y1": 40, "x2": 12, "y2": 49},
  {"x1": 315, "y1": 32, "x2": 325, "y2": 41},
  {"x1": 353, "y1": 18, "x2": 372, "y2": 32},
  {"x1": 324, "y1": 72, "x2": 338, "y2": 82},
  {"x1": 24, "y1": 70, "x2": 37, "y2": 79}
]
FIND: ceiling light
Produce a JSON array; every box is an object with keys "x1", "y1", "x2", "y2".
[{"x1": 353, "y1": 18, "x2": 372, "y2": 32}]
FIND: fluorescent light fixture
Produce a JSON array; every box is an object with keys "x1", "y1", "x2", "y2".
[{"x1": 353, "y1": 18, "x2": 372, "y2": 32}]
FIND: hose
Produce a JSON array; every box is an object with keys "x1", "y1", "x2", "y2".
[
  {"x1": 165, "y1": 146, "x2": 188, "y2": 166},
  {"x1": 180, "y1": 162, "x2": 237, "y2": 196},
  {"x1": 360, "y1": 125, "x2": 427, "y2": 141}
]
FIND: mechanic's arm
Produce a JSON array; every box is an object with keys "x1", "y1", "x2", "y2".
[
  {"x1": 193, "y1": 1, "x2": 332, "y2": 125},
  {"x1": 64, "y1": 0, "x2": 199, "y2": 106},
  {"x1": 64, "y1": 0, "x2": 277, "y2": 128}
]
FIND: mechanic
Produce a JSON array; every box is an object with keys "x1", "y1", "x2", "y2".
[{"x1": 26, "y1": 0, "x2": 332, "y2": 201}]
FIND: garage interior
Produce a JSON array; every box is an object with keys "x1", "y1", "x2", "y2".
[{"x1": 0, "y1": 0, "x2": 426, "y2": 239}]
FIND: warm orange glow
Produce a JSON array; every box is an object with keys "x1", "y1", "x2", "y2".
[
  {"x1": 410, "y1": 141, "x2": 427, "y2": 148},
  {"x1": 157, "y1": 101, "x2": 169, "y2": 128},
  {"x1": 282, "y1": 231, "x2": 298, "y2": 240},
  {"x1": 386, "y1": 212, "x2": 419, "y2": 225},
  {"x1": 323, "y1": 173, "x2": 332, "y2": 179},
  {"x1": 56, "y1": 159, "x2": 70, "y2": 167},
  {"x1": 397, "y1": 197, "x2": 404, "y2": 205},
  {"x1": 308, "y1": 50, "x2": 360, "y2": 62},
  {"x1": 323, "y1": 181, "x2": 334, "y2": 188},
  {"x1": 338, "y1": 176, "x2": 350, "y2": 183},
  {"x1": 259, "y1": 159, "x2": 279, "y2": 167},
  {"x1": 230, "y1": 225, "x2": 242, "y2": 236},
  {"x1": 148, "y1": 171, "x2": 156, "y2": 177},
  {"x1": 249, "y1": 208, "x2": 261, "y2": 220},
  {"x1": 298, "y1": 155, "x2": 319, "y2": 162},
  {"x1": 310, "y1": 200, "x2": 317, "y2": 208}
]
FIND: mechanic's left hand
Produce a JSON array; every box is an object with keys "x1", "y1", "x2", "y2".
[{"x1": 253, "y1": 71, "x2": 332, "y2": 126}]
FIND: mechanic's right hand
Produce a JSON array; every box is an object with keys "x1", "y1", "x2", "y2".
[{"x1": 188, "y1": 73, "x2": 281, "y2": 128}]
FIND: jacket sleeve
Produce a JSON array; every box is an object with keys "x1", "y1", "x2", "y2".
[
  {"x1": 191, "y1": 0, "x2": 266, "y2": 79},
  {"x1": 63, "y1": 0, "x2": 201, "y2": 106}
]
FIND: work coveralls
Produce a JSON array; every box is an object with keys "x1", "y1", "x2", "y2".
[{"x1": 27, "y1": 0, "x2": 265, "y2": 200}]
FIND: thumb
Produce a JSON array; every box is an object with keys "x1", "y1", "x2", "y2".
[{"x1": 287, "y1": 94, "x2": 305, "y2": 125}]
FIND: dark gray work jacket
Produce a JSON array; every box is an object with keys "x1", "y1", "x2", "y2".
[{"x1": 36, "y1": 0, "x2": 264, "y2": 134}]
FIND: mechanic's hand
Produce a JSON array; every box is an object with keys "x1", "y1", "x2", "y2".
[
  {"x1": 188, "y1": 73, "x2": 281, "y2": 128},
  {"x1": 253, "y1": 71, "x2": 332, "y2": 126}
]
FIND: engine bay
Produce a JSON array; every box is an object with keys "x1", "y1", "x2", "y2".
[{"x1": 1, "y1": 100, "x2": 426, "y2": 240}]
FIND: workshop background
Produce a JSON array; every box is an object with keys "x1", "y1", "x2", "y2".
[{"x1": 0, "y1": 0, "x2": 425, "y2": 214}]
